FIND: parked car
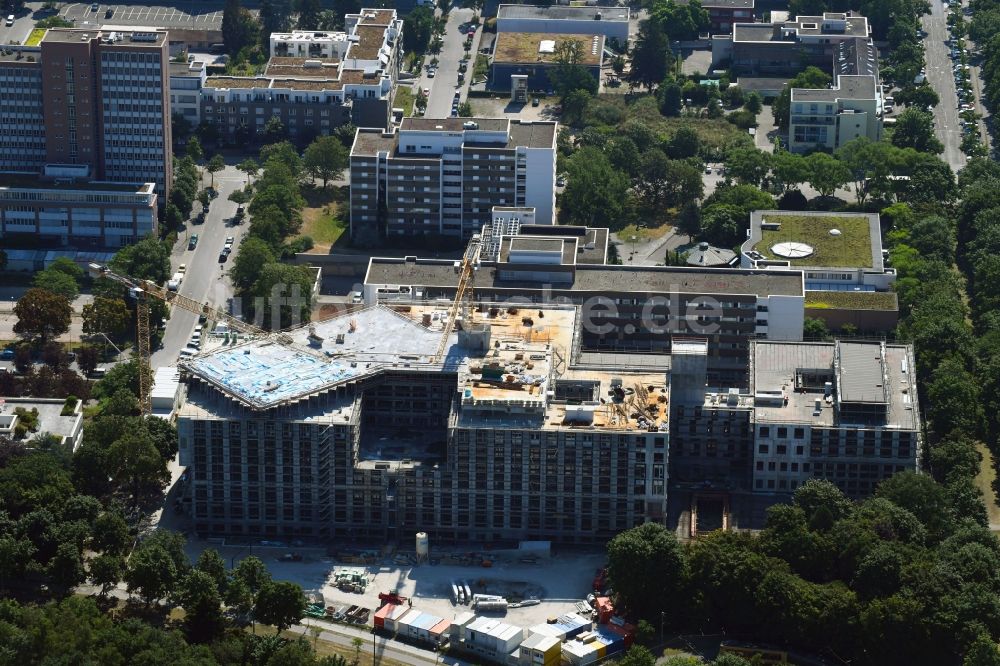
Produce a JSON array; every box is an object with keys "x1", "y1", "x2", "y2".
[
  {"x1": 225, "y1": 236, "x2": 235, "y2": 247},
  {"x1": 188, "y1": 234, "x2": 199, "y2": 250},
  {"x1": 0, "y1": 349, "x2": 14, "y2": 360}
]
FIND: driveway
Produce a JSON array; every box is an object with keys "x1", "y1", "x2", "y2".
[
  {"x1": 150, "y1": 163, "x2": 246, "y2": 370},
  {"x1": 922, "y1": 0, "x2": 967, "y2": 171},
  {"x1": 422, "y1": 7, "x2": 480, "y2": 118}
]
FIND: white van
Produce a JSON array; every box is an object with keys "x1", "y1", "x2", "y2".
[{"x1": 5, "y1": 15, "x2": 14, "y2": 26}]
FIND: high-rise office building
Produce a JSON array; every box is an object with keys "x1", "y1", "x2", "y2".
[{"x1": 0, "y1": 29, "x2": 171, "y2": 248}]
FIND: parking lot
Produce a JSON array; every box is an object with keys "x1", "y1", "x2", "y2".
[{"x1": 60, "y1": 2, "x2": 225, "y2": 28}]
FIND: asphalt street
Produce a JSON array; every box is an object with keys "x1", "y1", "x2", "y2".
[
  {"x1": 422, "y1": 8, "x2": 480, "y2": 118},
  {"x1": 0, "y1": 3, "x2": 38, "y2": 44},
  {"x1": 923, "y1": 0, "x2": 968, "y2": 172},
  {"x1": 149, "y1": 163, "x2": 246, "y2": 370}
]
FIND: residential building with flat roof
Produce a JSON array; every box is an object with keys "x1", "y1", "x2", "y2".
[
  {"x1": 349, "y1": 118, "x2": 557, "y2": 241},
  {"x1": 788, "y1": 74, "x2": 881, "y2": 152},
  {"x1": 170, "y1": 59, "x2": 207, "y2": 127},
  {"x1": 496, "y1": 4, "x2": 630, "y2": 43},
  {"x1": 198, "y1": 9, "x2": 403, "y2": 142},
  {"x1": 0, "y1": 397, "x2": 84, "y2": 451}
]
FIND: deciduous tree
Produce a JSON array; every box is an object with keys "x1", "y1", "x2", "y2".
[
  {"x1": 303, "y1": 136, "x2": 348, "y2": 187},
  {"x1": 13, "y1": 288, "x2": 71, "y2": 344}
]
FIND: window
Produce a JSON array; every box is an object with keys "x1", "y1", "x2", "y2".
[
  {"x1": 777, "y1": 427, "x2": 788, "y2": 439},
  {"x1": 794, "y1": 427, "x2": 805, "y2": 439},
  {"x1": 759, "y1": 426, "x2": 770, "y2": 437}
]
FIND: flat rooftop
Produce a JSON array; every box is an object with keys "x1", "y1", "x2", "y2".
[
  {"x1": 0, "y1": 398, "x2": 81, "y2": 445},
  {"x1": 352, "y1": 128, "x2": 398, "y2": 157},
  {"x1": 182, "y1": 305, "x2": 446, "y2": 410},
  {"x1": 401, "y1": 117, "x2": 510, "y2": 132},
  {"x1": 0, "y1": 172, "x2": 151, "y2": 193},
  {"x1": 786, "y1": 13, "x2": 869, "y2": 38},
  {"x1": 733, "y1": 23, "x2": 782, "y2": 42},
  {"x1": 493, "y1": 32, "x2": 604, "y2": 66},
  {"x1": 791, "y1": 74, "x2": 878, "y2": 101},
  {"x1": 497, "y1": 4, "x2": 629, "y2": 22},
  {"x1": 365, "y1": 259, "x2": 805, "y2": 297},
  {"x1": 41, "y1": 28, "x2": 166, "y2": 45},
  {"x1": 751, "y1": 341, "x2": 919, "y2": 429},
  {"x1": 744, "y1": 210, "x2": 880, "y2": 269},
  {"x1": 264, "y1": 56, "x2": 341, "y2": 77}
]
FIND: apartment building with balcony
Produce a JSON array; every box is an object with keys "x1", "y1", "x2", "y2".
[
  {"x1": 199, "y1": 10, "x2": 402, "y2": 142},
  {"x1": 679, "y1": 0, "x2": 755, "y2": 34},
  {"x1": 169, "y1": 59, "x2": 207, "y2": 127},
  {"x1": 349, "y1": 118, "x2": 557, "y2": 241}
]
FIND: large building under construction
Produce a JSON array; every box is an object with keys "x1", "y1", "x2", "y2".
[{"x1": 176, "y1": 303, "x2": 920, "y2": 542}]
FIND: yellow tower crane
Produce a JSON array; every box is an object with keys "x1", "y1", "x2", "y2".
[
  {"x1": 433, "y1": 239, "x2": 481, "y2": 365},
  {"x1": 88, "y1": 263, "x2": 267, "y2": 414}
]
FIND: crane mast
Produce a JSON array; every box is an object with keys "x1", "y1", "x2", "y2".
[{"x1": 433, "y1": 240, "x2": 480, "y2": 364}]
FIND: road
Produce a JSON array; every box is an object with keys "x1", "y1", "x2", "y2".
[
  {"x1": 922, "y1": 0, "x2": 968, "y2": 171},
  {"x1": 422, "y1": 8, "x2": 480, "y2": 118},
  {"x1": 0, "y1": 2, "x2": 39, "y2": 45},
  {"x1": 150, "y1": 162, "x2": 246, "y2": 370}
]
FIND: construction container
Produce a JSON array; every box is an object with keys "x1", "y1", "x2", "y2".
[
  {"x1": 594, "y1": 626, "x2": 626, "y2": 657},
  {"x1": 595, "y1": 597, "x2": 614, "y2": 625},
  {"x1": 384, "y1": 605, "x2": 413, "y2": 633},
  {"x1": 562, "y1": 638, "x2": 599, "y2": 666},
  {"x1": 474, "y1": 599, "x2": 509, "y2": 613},
  {"x1": 518, "y1": 632, "x2": 561, "y2": 666},
  {"x1": 527, "y1": 623, "x2": 564, "y2": 641},
  {"x1": 550, "y1": 612, "x2": 591, "y2": 641},
  {"x1": 373, "y1": 603, "x2": 396, "y2": 630},
  {"x1": 451, "y1": 611, "x2": 476, "y2": 641},
  {"x1": 430, "y1": 619, "x2": 452, "y2": 645},
  {"x1": 465, "y1": 617, "x2": 524, "y2": 660},
  {"x1": 395, "y1": 608, "x2": 423, "y2": 635}
]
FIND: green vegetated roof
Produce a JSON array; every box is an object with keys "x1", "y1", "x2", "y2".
[
  {"x1": 756, "y1": 213, "x2": 873, "y2": 268},
  {"x1": 805, "y1": 290, "x2": 897, "y2": 310}
]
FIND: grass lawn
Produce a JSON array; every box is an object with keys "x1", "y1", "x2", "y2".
[
  {"x1": 973, "y1": 442, "x2": 1000, "y2": 531},
  {"x1": 394, "y1": 87, "x2": 415, "y2": 117},
  {"x1": 26, "y1": 28, "x2": 47, "y2": 46},
  {"x1": 755, "y1": 213, "x2": 873, "y2": 268},
  {"x1": 617, "y1": 222, "x2": 673, "y2": 244},
  {"x1": 804, "y1": 291, "x2": 897, "y2": 310},
  {"x1": 298, "y1": 186, "x2": 348, "y2": 252}
]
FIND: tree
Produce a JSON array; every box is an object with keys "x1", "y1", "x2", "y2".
[
  {"x1": 560, "y1": 89, "x2": 592, "y2": 126},
  {"x1": 82, "y1": 297, "x2": 130, "y2": 340},
  {"x1": 251, "y1": 263, "x2": 315, "y2": 330},
  {"x1": 196, "y1": 549, "x2": 229, "y2": 596},
  {"x1": 891, "y1": 107, "x2": 944, "y2": 154},
  {"x1": 177, "y1": 570, "x2": 225, "y2": 643},
  {"x1": 255, "y1": 581, "x2": 306, "y2": 631},
  {"x1": 659, "y1": 79, "x2": 683, "y2": 117},
  {"x1": 403, "y1": 6, "x2": 434, "y2": 54},
  {"x1": 666, "y1": 126, "x2": 701, "y2": 159},
  {"x1": 186, "y1": 135, "x2": 204, "y2": 163},
  {"x1": 33, "y1": 260, "x2": 81, "y2": 301},
  {"x1": 895, "y1": 84, "x2": 939, "y2": 109},
  {"x1": 222, "y1": 0, "x2": 259, "y2": 56},
  {"x1": 76, "y1": 346, "x2": 100, "y2": 376},
  {"x1": 232, "y1": 237, "x2": 278, "y2": 293},
  {"x1": 457, "y1": 101, "x2": 473, "y2": 117},
  {"x1": 91, "y1": 510, "x2": 130, "y2": 555},
  {"x1": 875, "y1": 471, "x2": 951, "y2": 539},
  {"x1": 794, "y1": 479, "x2": 853, "y2": 524},
  {"x1": 233, "y1": 555, "x2": 272, "y2": 598},
  {"x1": 725, "y1": 147, "x2": 772, "y2": 188},
  {"x1": 13, "y1": 288, "x2": 71, "y2": 344},
  {"x1": 770, "y1": 151, "x2": 810, "y2": 195},
  {"x1": 110, "y1": 237, "x2": 170, "y2": 284},
  {"x1": 965, "y1": 633, "x2": 1000, "y2": 666},
  {"x1": 88, "y1": 553, "x2": 124, "y2": 596},
  {"x1": 126, "y1": 544, "x2": 178, "y2": 605},
  {"x1": 806, "y1": 152, "x2": 851, "y2": 198},
  {"x1": 259, "y1": 0, "x2": 292, "y2": 47},
  {"x1": 107, "y1": 430, "x2": 168, "y2": 505},
  {"x1": 296, "y1": 0, "x2": 322, "y2": 30},
  {"x1": 629, "y1": 18, "x2": 671, "y2": 91},
  {"x1": 237, "y1": 157, "x2": 260, "y2": 184},
  {"x1": 262, "y1": 116, "x2": 287, "y2": 144},
  {"x1": 48, "y1": 541, "x2": 86, "y2": 595},
  {"x1": 206, "y1": 154, "x2": 225, "y2": 188},
  {"x1": 744, "y1": 91, "x2": 763, "y2": 115},
  {"x1": 803, "y1": 316, "x2": 831, "y2": 340},
  {"x1": 607, "y1": 523, "x2": 687, "y2": 621},
  {"x1": 562, "y1": 147, "x2": 632, "y2": 229},
  {"x1": 0, "y1": 534, "x2": 35, "y2": 593},
  {"x1": 617, "y1": 645, "x2": 657, "y2": 666},
  {"x1": 303, "y1": 136, "x2": 348, "y2": 187},
  {"x1": 548, "y1": 39, "x2": 598, "y2": 99}
]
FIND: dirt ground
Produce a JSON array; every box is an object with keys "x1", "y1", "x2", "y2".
[{"x1": 182, "y1": 539, "x2": 604, "y2": 628}]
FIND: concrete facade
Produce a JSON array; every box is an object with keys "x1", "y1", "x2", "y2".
[{"x1": 350, "y1": 118, "x2": 557, "y2": 240}]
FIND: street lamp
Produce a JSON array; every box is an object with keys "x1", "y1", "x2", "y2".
[
  {"x1": 372, "y1": 627, "x2": 377, "y2": 666},
  {"x1": 230, "y1": 542, "x2": 252, "y2": 569}
]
